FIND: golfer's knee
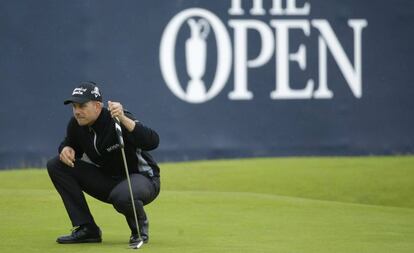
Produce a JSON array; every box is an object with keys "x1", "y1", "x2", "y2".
[
  {"x1": 47, "y1": 156, "x2": 70, "y2": 177},
  {"x1": 108, "y1": 192, "x2": 143, "y2": 215},
  {"x1": 109, "y1": 196, "x2": 130, "y2": 214},
  {"x1": 47, "y1": 156, "x2": 61, "y2": 173}
]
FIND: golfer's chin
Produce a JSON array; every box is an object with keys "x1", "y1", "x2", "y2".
[{"x1": 75, "y1": 118, "x2": 90, "y2": 126}]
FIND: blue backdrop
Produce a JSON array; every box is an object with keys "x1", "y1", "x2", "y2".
[{"x1": 0, "y1": 0, "x2": 413, "y2": 168}]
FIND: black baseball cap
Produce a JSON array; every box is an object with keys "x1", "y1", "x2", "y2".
[{"x1": 64, "y1": 81, "x2": 103, "y2": 105}]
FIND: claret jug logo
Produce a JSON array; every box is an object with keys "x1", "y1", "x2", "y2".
[{"x1": 160, "y1": 0, "x2": 368, "y2": 104}]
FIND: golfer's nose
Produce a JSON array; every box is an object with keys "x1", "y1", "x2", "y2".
[{"x1": 73, "y1": 106, "x2": 81, "y2": 116}]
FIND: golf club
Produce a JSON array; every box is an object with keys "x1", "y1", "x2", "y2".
[{"x1": 114, "y1": 117, "x2": 143, "y2": 249}]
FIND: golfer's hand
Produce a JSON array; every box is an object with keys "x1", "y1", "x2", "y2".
[
  {"x1": 108, "y1": 100, "x2": 136, "y2": 132},
  {"x1": 108, "y1": 101, "x2": 125, "y2": 120},
  {"x1": 60, "y1": 146, "x2": 75, "y2": 167}
]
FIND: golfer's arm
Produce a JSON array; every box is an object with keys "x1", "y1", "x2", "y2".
[
  {"x1": 58, "y1": 118, "x2": 83, "y2": 157},
  {"x1": 119, "y1": 115, "x2": 136, "y2": 132},
  {"x1": 120, "y1": 115, "x2": 159, "y2": 150}
]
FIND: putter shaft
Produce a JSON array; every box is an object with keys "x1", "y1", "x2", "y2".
[
  {"x1": 120, "y1": 147, "x2": 142, "y2": 242},
  {"x1": 114, "y1": 117, "x2": 143, "y2": 249}
]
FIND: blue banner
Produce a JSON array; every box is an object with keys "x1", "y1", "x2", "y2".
[{"x1": 0, "y1": 0, "x2": 413, "y2": 168}]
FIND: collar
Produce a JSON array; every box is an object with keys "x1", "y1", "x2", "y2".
[{"x1": 88, "y1": 107, "x2": 112, "y2": 133}]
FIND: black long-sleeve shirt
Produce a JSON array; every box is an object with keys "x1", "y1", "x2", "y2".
[{"x1": 59, "y1": 107, "x2": 160, "y2": 178}]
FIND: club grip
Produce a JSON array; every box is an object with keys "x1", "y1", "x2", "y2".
[{"x1": 114, "y1": 117, "x2": 125, "y2": 148}]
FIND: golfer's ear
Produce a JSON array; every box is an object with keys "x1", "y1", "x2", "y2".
[{"x1": 95, "y1": 101, "x2": 103, "y2": 111}]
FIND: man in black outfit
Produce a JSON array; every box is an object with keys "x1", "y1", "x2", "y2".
[{"x1": 47, "y1": 81, "x2": 160, "y2": 245}]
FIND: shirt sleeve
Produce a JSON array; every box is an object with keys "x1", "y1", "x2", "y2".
[
  {"x1": 123, "y1": 111, "x2": 160, "y2": 151},
  {"x1": 58, "y1": 117, "x2": 84, "y2": 158}
]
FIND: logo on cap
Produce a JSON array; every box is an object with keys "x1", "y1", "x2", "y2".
[
  {"x1": 91, "y1": 87, "x2": 101, "y2": 98},
  {"x1": 72, "y1": 88, "x2": 87, "y2": 96}
]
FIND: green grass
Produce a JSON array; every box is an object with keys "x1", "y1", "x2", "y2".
[{"x1": 1, "y1": 156, "x2": 414, "y2": 253}]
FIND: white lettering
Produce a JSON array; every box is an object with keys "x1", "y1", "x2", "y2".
[
  {"x1": 230, "y1": 0, "x2": 310, "y2": 16},
  {"x1": 72, "y1": 88, "x2": 87, "y2": 95},
  {"x1": 228, "y1": 0, "x2": 244, "y2": 15},
  {"x1": 228, "y1": 20, "x2": 274, "y2": 100},
  {"x1": 270, "y1": 20, "x2": 314, "y2": 99},
  {"x1": 250, "y1": 0, "x2": 266, "y2": 15},
  {"x1": 161, "y1": 2, "x2": 368, "y2": 103},
  {"x1": 270, "y1": 0, "x2": 284, "y2": 15},
  {"x1": 314, "y1": 35, "x2": 333, "y2": 98},
  {"x1": 312, "y1": 20, "x2": 367, "y2": 98}
]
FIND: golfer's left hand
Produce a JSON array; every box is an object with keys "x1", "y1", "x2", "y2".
[{"x1": 108, "y1": 101, "x2": 125, "y2": 120}]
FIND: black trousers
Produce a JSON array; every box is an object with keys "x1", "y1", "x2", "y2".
[{"x1": 47, "y1": 156, "x2": 160, "y2": 232}]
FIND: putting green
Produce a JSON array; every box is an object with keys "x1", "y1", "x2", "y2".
[{"x1": 1, "y1": 156, "x2": 413, "y2": 253}]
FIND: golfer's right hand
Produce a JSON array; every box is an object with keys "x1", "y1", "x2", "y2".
[{"x1": 60, "y1": 146, "x2": 76, "y2": 167}]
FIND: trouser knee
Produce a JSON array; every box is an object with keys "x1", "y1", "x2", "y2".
[
  {"x1": 108, "y1": 193, "x2": 143, "y2": 218},
  {"x1": 47, "y1": 156, "x2": 62, "y2": 175}
]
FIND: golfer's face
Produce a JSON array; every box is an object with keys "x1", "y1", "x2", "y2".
[{"x1": 72, "y1": 101, "x2": 100, "y2": 126}]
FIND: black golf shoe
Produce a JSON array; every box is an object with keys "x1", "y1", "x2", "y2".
[
  {"x1": 139, "y1": 219, "x2": 149, "y2": 243},
  {"x1": 56, "y1": 224, "x2": 102, "y2": 244},
  {"x1": 129, "y1": 234, "x2": 144, "y2": 248},
  {"x1": 127, "y1": 218, "x2": 149, "y2": 244},
  {"x1": 129, "y1": 219, "x2": 149, "y2": 244}
]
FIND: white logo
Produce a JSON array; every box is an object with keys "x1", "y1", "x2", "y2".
[
  {"x1": 72, "y1": 88, "x2": 87, "y2": 95},
  {"x1": 91, "y1": 87, "x2": 101, "y2": 98},
  {"x1": 160, "y1": 1, "x2": 367, "y2": 104},
  {"x1": 160, "y1": 8, "x2": 232, "y2": 104},
  {"x1": 106, "y1": 144, "x2": 120, "y2": 152}
]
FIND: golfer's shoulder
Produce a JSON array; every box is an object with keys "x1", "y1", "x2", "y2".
[{"x1": 67, "y1": 117, "x2": 82, "y2": 132}]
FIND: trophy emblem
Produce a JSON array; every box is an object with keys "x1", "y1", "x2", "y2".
[{"x1": 185, "y1": 18, "x2": 210, "y2": 102}]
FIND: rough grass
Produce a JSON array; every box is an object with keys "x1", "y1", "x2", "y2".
[{"x1": 0, "y1": 156, "x2": 413, "y2": 253}]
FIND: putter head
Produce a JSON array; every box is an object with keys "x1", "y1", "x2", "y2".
[{"x1": 129, "y1": 239, "x2": 143, "y2": 249}]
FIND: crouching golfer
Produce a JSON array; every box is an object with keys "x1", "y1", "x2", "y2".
[{"x1": 47, "y1": 81, "x2": 160, "y2": 245}]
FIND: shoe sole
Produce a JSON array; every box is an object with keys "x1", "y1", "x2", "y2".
[
  {"x1": 57, "y1": 238, "x2": 102, "y2": 244},
  {"x1": 129, "y1": 240, "x2": 144, "y2": 249},
  {"x1": 129, "y1": 237, "x2": 148, "y2": 244},
  {"x1": 129, "y1": 240, "x2": 148, "y2": 245}
]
